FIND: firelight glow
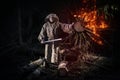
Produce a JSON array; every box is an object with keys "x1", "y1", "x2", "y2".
[{"x1": 73, "y1": 0, "x2": 108, "y2": 45}]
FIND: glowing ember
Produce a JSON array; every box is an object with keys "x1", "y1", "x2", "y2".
[{"x1": 73, "y1": 0, "x2": 108, "y2": 45}]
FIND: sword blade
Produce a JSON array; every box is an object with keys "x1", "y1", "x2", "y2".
[{"x1": 42, "y1": 38, "x2": 62, "y2": 44}]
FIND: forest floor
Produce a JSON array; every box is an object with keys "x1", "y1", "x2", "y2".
[
  {"x1": 19, "y1": 53, "x2": 119, "y2": 80},
  {"x1": 0, "y1": 46, "x2": 120, "y2": 80}
]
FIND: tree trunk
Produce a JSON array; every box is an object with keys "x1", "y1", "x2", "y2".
[
  {"x1": 27, "y1": 12, "x2": 33, "y2": 44},
  {"x1": 18, "y1": 8, "x2": 23, "y2": 45}
]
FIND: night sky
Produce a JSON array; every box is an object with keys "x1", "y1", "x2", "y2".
[{"x1": 0, "y1": 0, "x2": 120, "y2": 80}]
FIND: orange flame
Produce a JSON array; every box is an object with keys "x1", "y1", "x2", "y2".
[{"x1": 73, "y1": 0, "x2": 108, "y2": 45}]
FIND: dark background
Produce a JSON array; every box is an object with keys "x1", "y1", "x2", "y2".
[{"x1": 0, "y1": 0, "x2": 120, "y2": 80}]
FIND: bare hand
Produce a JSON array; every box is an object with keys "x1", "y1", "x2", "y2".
[{"x1": 41, "y1": 40, "x2": 44, "y2": 44}]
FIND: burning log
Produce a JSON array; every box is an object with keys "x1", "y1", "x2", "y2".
[{"x1": 73, "y1": 21, "x2": 85, "y2": 32}]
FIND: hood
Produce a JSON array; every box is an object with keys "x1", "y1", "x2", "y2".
[{"x1": 45, "y1": 13, "x2": 59, "y2": 22}]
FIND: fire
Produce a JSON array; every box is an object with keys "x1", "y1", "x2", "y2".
[{"x1": 73, "y1": 0, "x2": 108, "y2": 45}]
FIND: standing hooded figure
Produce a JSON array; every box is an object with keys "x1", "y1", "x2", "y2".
[{"x1": 38, "y1": 13, "x2": 73, "y2": 64}]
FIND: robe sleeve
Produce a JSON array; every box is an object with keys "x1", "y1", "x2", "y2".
[
  {"x1": 60, "y1": 22, "x2": 74, "y2": 34},
  {"x1": 38, "y1": 24, "x2": 47, "y2": 42}
]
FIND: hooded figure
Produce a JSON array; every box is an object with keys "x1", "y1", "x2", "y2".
[{"x1": 38, "y1": 13, "x2": 73, "y2": 64}]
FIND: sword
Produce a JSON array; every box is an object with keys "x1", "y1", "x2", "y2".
[{"x1": 41, "y1": 38, "x2": 62, "y2": 44}]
